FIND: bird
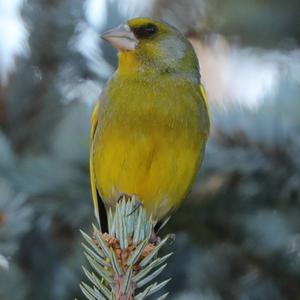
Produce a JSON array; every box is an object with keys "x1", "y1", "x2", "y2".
[{"x1": 90, "y1": 17, "x2": 210, "y2": 232}]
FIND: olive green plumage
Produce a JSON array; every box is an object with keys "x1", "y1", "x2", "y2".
[{"x1": 90, "y1": 17, "x2": 210, "y2": 226}]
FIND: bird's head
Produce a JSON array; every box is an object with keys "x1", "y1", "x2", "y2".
[{"x1": 101, "y1": 17, "x2": 199, "y2": 77}]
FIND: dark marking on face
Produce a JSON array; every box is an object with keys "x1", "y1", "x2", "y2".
[{"x1": 132, "y1": 23, "x2": 158, "y2": 39}]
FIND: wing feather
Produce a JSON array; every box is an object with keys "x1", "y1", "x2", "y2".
[
  {"x1": 90, "y1": 102, "x2": 100, "y2": 225},
  {"x1": 200, "y1": 83, "x2": 211, "y2": 124}
]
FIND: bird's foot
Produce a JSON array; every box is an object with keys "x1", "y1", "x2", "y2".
[
  {"x1": 127, "y1": 196, "x2": 143, "y2": 216},
  {"x1": 117, "y1": 193, "x2": 131, "y2": 202},
  {"x1": 117, "y1": 193, "x2": 143, "y2": 216}
]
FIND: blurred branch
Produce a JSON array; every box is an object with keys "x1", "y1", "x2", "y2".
[
  {"x1": 0, "y1": 86, "x2": 6, "y2": 127},
  {"x1": 170, "y1": 192, "x2": 300, "y2": 299}
]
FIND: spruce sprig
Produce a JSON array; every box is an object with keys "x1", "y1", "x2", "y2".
[{"x1": 80, "y1": 197, "x2": 172, "y2": 300}]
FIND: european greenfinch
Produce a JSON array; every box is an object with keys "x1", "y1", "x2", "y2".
[{"x1": 90, "y1": 17, "x2": 210, "y2": 231}]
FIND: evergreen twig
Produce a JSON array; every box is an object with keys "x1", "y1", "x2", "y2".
[{"x1": 80, "y1": 197, "x2": 172, "y2": 300}]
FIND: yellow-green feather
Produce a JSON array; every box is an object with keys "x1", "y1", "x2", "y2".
[
  {"x1": 90, "y1": 102, "x2": 100, "y2": 224},
  {"x1": 92, "y1": 72, "x2": 209, "y2": 222},
  {"x1": 90, "y1": 17, "x2": 210, "y2": 223}
]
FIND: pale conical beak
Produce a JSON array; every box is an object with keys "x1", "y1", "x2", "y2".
[{"x1": 101, "y1": 24, "x2": 138, "y2": 51}]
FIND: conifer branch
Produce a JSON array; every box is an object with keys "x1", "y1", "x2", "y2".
[{"x1": 80, "y1": 197, "x2": 172, "y2": 300}]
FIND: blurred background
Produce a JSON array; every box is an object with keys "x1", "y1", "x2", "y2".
[{"x1": 0, "y1": 0, "x2": 300, "y2": 299}]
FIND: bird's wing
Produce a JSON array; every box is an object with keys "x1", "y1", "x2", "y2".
[
  {"x1": 90, "y1": 102, "x2": 101, "y2": 225},
  {"x1": 90, "y1": 102, "x2": 108, "y2": 231},
  {"x1": 200, "y1": 83, "x2": 211, "y2": 123}
]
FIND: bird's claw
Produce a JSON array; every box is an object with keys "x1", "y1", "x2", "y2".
[{"x1": 126, "y1": 197, "x2": 143, "y2": 216}]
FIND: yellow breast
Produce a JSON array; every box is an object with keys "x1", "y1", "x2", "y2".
[{"x1": 92, "y1": 73, "x2": 209, "y2": 221}]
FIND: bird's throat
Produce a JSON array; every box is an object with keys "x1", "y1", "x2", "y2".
[{"x1": 118, "y1": 51, "x2": 140, "y2": 76}]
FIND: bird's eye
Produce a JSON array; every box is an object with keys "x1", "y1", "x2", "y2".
[{"x1": 133, "y1": 23, "x2": 158, "y2": 39}]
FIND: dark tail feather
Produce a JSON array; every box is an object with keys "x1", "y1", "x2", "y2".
[
  {"x1": 97, "y1": 192, "x2": 108, "y2": 233},
  {"x1": 154, "y1": 216, "x2": 171, "y2": 234}
]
